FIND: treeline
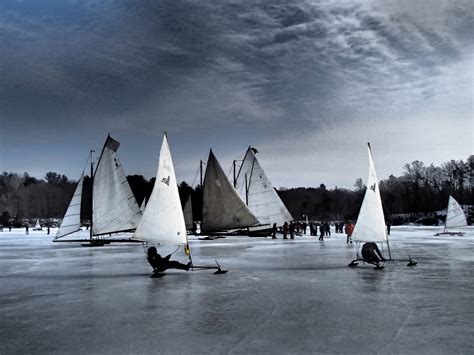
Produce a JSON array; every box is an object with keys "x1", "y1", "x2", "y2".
[
  {"x1": 1, "y1": 156, "x2": 472, "y2": 226},
  {"x1": 280, "y1": 157, "x2": 473, "y2": 223}
]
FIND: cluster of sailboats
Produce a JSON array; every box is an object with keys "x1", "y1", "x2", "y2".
[{"x1": 54, "y1": 134, "x2": 468, "y2": 273}]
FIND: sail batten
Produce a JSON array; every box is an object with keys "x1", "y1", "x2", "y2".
[
  {"x1": 56, "y1": 174, "x2": 84, "y2": 239},
  {"x1": 235, "y1": 147, "x2": 293, "y2": 227},
  {"x1": 92, "y1": 135, "x2": 141, "y2": 236},
  {"x1": 353, "y1": 145, "x2": 387, "y2": 243},
  {"x1": 202, "y1": 150, "x2": 259, "y2": 233},
  {"x1": 133, "y1": 134, "x2": 188, "y2": 246}
]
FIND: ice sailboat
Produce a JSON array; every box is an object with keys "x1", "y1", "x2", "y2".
[
  {"x1": 434, "y1": 196, "x2": 467, "y2": 236},
  {"x1": 33, "y1": 219, "x2": 42, "y2": 231},
  {"x1": 200, "y1": 149, "x2": 259, "y2": 236},
  {"x1": 54, "y1": 135, "x2": 142, "y2": 245},
  {"x1": 349, "y1": 143, "x2": 392, "y2": 269},
  {"x1": 132, "y1": 134, "x2": 226, "y2": 275},
  {"x1": 233, "y1": 146, "x2": 293, "y2": 235}
]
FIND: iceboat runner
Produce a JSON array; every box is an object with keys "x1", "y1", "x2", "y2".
[
  {"x1": 54, "y1": 135, "x2": 142, "y2": 246},
  {"x1": 434, "y1": 196, "x2": 467, "y2": 236},
  {"x1": 348, "y1": 143, "x2": 416, "y2": 269},
  {"x1": 132, "y1": 133, "x2": 226, "y2": 276}
]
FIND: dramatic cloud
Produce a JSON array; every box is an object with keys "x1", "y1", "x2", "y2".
[{"x1": 0, "y1": 0, "x2": 472, "y2": 187}]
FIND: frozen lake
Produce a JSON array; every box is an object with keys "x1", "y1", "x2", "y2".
[{"x1": 1, "y1": 226, "x2": 473, "y2": 354}]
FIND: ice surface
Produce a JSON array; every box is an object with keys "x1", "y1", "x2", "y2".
[{"x1": 1, "y1": 227, "x2": 473, "y2": 354}]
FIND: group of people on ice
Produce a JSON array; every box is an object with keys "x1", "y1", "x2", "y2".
[{"x1": 270, "y1": 220, "x2": 357, "y2": 242}]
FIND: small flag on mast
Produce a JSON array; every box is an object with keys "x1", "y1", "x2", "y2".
[{"x1": 105, "y1": 135, "x2": 120, "y2": 152}]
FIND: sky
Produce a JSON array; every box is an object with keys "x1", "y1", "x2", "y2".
[{"x1": 0, "y1": 0, "x2": 473, "y2": 189}]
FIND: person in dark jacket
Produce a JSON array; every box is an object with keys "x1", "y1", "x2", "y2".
[
  {"x1": 272, "y1": 223, "x2": 277, "y2": 239},
  {"x1": 289, "y1": 222, "x2": 295, "y2": 239},
  {"x1": 147, "y1": 247, "x2": 191, "y2": 272},
  {"x1": 361, "y1": 242, "x2": 386, "y2": 265},
  {"x1": 282, "y1": 222, "x2": 289, "y2": 239}
]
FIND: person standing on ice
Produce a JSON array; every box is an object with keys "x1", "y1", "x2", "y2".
[
  {"x1": 361, "y1": 242, "x2": 386, "y2": 266},
  {"x1": 345, "y1": 222, "x2": 354, "y2": 244},
  {"x1": 272, "y1": 223, "x2": 277, "y2": 239},
  {"x1": 289, "y1": 222, "x2": 295, "y2": 239},
  {"x1": 325, "y1": 222, "x2": 331, "y2": 236},
  {"x1": 282, "y1": 222, "x2": 288, "y2": 239},
  {"x1": 25, "y1": 224, "x2": 29, "y2": 235},
  {"x1": 147, "y1": 247, "x2": 191, "y2": 273},
  {"x1": 386, "y1": 221, "x2": 391, "y2": 235}
]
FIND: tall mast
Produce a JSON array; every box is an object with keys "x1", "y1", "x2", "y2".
[
  {"x1": 245, "y1": 173, "x2": 249, "y2": 205},
  {"x1": 233, "y1": 160, "x2": 237, "y2": 188},
  {"x1": 89, "y1": 149, "x2": 95, "y2": 240},
  {"x1": 200, "y1": 160, "x2": 203, "y2": 187}
]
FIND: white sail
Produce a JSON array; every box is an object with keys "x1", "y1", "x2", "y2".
[
  {"x1": 34, "y1": 220, "x2": 41, "y2": 229},
  {"x1": 235, "y1": 147, "x2": 293, "y2": 227},
  {"x1": 56, "y1": 174, "x2": 84, "y2": 239},
  {"x1": 92, "y1": 135, "x2": 141, "y2": 235},
  {"x1": 202, "y1": 150, "x2": 259, "y2": 233},
  {"x1": 183, "y1": 194, "x2": 194, "y2": 230},
  {"x1": 352, "y1": 145, "x2": 387, "y2": 243},
  {"x1": 133, "y1": 134, "x2": 188, "y2": 246},
  {"x1": 140, "y1": 198, "x2": 146, "y2": 213},
  {"x1": 445, "y1": 196, "x2": 467, "y2": 229}
]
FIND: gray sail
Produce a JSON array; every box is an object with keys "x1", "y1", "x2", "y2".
[
  {"x1": 183, "y1": 194, "x2": 194, "y2": 230},
  {"x1": 201, "y1": 150, "x2": 259, "y2": 233},
  {"x1": 92, "y1": 135, "x2": 141, "y2": 236}
]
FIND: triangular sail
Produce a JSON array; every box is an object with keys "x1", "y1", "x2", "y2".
[
  {"x1": 140, "y1": 198, "x2": 146, "y2": 213},
  {"x1": 445, "y1": 196, "x2": 467, "y2": 229},
  {"x1": 201, "y1": 150, "x2": 259, "y2": 233},
  {"x1": 183, "y1": 194, "x2": 194, "y2": 230},
  {"x1": 353, "y1": 145, "x2": 387, "y2": 243},
  {"x1": 133, "y1": 134, "x2": 188, "y2": 246},
  {"x1": 235, "y1": 147, "x2": 293, "y2": 227},
  {"x1": 92, "y1": 135, "x2": 141, "y2": 235},
  {"x1": 35, "y1": 220, "x2": 41, "y2": 229},
  {"x1": 55, "y1": 174, "x2": 84, "y2": 239}
]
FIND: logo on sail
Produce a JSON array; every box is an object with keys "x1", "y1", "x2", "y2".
[
  {"x1": 161, "y1": 176, "x2": 170, "y2": 186},
  {"x1": 370, "y1": 183, "x2": 376, "y2": 192}
]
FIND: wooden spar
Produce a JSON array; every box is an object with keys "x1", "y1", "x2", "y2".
[
  {"x1": 200, "y1": 159, "x2": 203, "y2": 187},
  {"x1": 233, "y1": 160, "x2": 236, "y2": 187},
  {"x1": 89, "y1": 149, "x2": 94, "y2": 240}
]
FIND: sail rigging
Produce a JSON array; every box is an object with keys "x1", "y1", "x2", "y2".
[
  {"x1": 133, "y1": 134, "x2": 188, "y2": 247},
  {"x1": 352, "y1": 144, "x2": 387, "y2": 243},
  {"x1": 445, "y1": 196, "x2": 467, "y2": 230},
  {"x1": 234, "y1": 146, "x2": 293, "y2": 227},
  {"x1": 201, "y1": 150, "x2": 259, "y2": 233},
  {"x1": 92, "y1": 135, "x2": 141, "y2": 236}
]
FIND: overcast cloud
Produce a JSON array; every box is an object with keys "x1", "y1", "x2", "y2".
[{"x1": 0, "y1": 0, "x2": 472, "y2": 188}]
